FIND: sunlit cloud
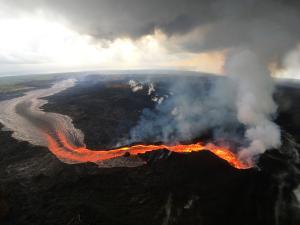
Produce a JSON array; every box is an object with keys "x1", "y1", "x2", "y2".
[
  {"x1": 272, "y1": 46, "x2": 300, "y2": 80},
  {"x1": 0, "y1": 12, "x2": 224, "y2": 75},
  {"x1": 169, "y1": 50, "x2": 226, "y2": 74}
]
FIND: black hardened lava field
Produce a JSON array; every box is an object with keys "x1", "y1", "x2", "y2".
[
  {"x1": 0, "y1": 74, "x2": 299, "y2": 225},
  {"x1": 2, "y1": 1, "x2": 300, "y2": 225}
]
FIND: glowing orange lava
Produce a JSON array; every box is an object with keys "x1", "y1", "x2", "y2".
[{"x1": 44, "y1": 131, "x2": 250, "y2": 169}]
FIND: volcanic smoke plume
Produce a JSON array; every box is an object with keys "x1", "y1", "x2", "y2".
[
  {"x1": 226, "y1": 50, "x2": 281, "y2": 163},
  {"x1": 128, "y1": 58, "x2": 283, "y2": 164},
  {"x1": 124, "y1": 0, "x2": 300, "y2": 164}
]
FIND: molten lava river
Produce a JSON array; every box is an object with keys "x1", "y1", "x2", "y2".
[
  {"x1": 0, "y1": 79, "x2": 250, "y2": 170},
  {"x1": 45, "y1": 131, "x2": 249, "y2": 169}
]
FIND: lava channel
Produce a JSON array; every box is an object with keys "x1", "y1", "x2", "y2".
[{"x1": 44, "y1": 130, "x2": 250, "y2": 169}]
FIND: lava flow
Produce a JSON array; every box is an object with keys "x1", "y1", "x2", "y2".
[{"x1": 44, "y1": 130, "x2": 250, "y2": 169}]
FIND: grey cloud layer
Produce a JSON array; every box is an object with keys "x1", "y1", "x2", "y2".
[{"x1": 5, "y1": 0, "x2": 300, "y2": 58}]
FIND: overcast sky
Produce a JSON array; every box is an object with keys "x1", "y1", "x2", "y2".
[{"x1": 0, "y1": 0, "x2": 300, "y2": 78}]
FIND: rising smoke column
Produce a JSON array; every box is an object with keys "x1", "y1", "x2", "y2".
[
  {"x1": 125, "y1": 0, "x2": 300, "y2": 164},
  {"x1": 225, "y1": 49, "x2": 281, "y2": 163}
]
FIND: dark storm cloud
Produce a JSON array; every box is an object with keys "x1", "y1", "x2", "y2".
[
  {"x1": 5, "y1": 0, "x2": 300, "y2": 60},
  {"x1": 5, "y1": 0, "x2": 214, "y2": 38},
  {"x1": 187, "y1": 0, "x2": 300, "y2": 57}
]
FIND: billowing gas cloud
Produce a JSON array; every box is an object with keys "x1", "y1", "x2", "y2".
[
  {"x1": 225, "y1": 50, "x2": 281, "y2": 162},
  {"x1": 128, "y1": 76, "x2": 241, "y2": 145}
]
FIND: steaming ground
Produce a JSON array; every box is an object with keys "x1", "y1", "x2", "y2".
[
  {"x1": 43, "y1": 73, "x2": 300, "y2": 203},
  {"x1": 0, "y1": 74, "x2": 299, "y2": 225},
  {"x1": 1, "y1": 0, "x2": 300, "y2": 224},
  {"x1": 0, "y1": 74, "x2": 298, "y2": 166}
]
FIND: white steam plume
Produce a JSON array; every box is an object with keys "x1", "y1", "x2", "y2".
[
  {"x1": 225, "y1": 49, "x2": 281, "y2": 163},
  {"x1": 128, "y1": 80, "x2": 144, "y2": 92}
]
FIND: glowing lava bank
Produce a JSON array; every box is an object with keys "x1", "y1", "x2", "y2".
[{"x1": 45, "y1": 131, "x2": 250, "y2": 169}]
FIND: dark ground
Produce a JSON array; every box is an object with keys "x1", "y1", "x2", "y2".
[
  {"x1": 0, "y1": 75, "x2": 300, "y2": 225},
  {"x1": 275, "y1": 82, "x2": 300, "y2": 142},
  {"x1": 43, "y1": 75, "x2": 158, "y2": 149}
]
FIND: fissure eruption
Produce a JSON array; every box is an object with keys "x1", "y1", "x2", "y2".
[{"x1": 45, "y1": 130, "x2": 250, "y2": 169}]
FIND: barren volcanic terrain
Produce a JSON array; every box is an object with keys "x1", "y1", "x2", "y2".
[{"x1": 0, "y1": 74, "x2": 299, "y2": 225}]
